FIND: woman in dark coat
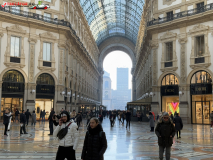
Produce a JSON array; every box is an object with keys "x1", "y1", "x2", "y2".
[
  {"x1": 173, "y1": 113, "x2": 183, "y2": 139},
  {"x1": 81, "y1": 117, "x2": 107, "y2": 160},
  {"x1": 148, "y1": 112, "x2": 155, "y2": 132}
]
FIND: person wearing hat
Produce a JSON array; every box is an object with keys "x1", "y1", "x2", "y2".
[
  {"x1": 155, "y1": 112, "x2": 175, "y2": 160},
  {"x1": 53, "y1": 111, "x2": 79, "y2": 160}
]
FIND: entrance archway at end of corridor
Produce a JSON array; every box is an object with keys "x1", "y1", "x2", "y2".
[{"x1": 98, "y1": 36, "x2": 136, "y2": 105}]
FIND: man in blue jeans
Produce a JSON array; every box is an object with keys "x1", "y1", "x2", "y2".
[{"x1": 42, "y1": 110, "x2": 46, "y2": 122}]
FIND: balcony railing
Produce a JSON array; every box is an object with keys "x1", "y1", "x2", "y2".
[
  {"x1": 147, "y1": 3, "x2": 213, "y2": 26},
  {"x1": 0, "y1": 6, "x2": 97, "y2": 68}
]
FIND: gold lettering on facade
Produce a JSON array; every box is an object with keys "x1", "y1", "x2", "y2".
[
  {"x1": 195, "y1": 87, "x2": 206, "y2": 91},
  {"x1": 165, "y1": 89, "x2": 174, "y2": 92}
]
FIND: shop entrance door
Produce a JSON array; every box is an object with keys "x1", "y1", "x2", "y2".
[{"x1": 195, "y1": 101, "x2": 210, "y2": 124}]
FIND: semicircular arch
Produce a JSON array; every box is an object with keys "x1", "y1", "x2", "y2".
[
  {"x1": 157, "y1": 72, "x2": 181, "y2": 87},
  {"x1": 34, "y1": 71, "x2": 58, "y2": 85},
  {"x1": 0, "y1": 68, "x2": 28, "y2": 83}
]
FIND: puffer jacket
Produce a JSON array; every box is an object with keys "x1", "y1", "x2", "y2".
[
  {"x1": 155, "y1": 118, "x2": 175, "y2": 147},
  {"x1": 81, "y1": 124, "x2": 107, "y2": 160},
  {"x1": 53, "y1": 121, "x2": 79, "y2": 150}
]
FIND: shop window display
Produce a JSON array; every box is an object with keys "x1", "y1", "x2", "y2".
[{"x1": 35, "y1": 99, "x2": 53, "y2": 120}]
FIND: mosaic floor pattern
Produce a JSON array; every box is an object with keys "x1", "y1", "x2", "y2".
[{"x1": 0, "y1": 118, "x2": 213, "y2": 160}]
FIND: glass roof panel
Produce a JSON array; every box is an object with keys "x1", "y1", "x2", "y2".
[{"x1": 79, "y1": 0, "x2": 144, "y2": 46}]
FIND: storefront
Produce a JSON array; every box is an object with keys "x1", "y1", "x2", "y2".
[
  {"x1": 161, "y1": 74, "x2": 179, "y2": 116},
  {"x1": 127, "y1": 99, "x2": 152, "y2": 121},
  {"x1": 191, "y1": 71, "x2": 212, "y2": 124},
  {"x1": 35, "y1": 73, "x2": 55, "y2": 120},
  {"x1": 1, "y1": 70, "x2": 25, "y2": 119}
]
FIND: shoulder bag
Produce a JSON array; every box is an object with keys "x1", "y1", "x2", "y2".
[{"x1": 57, "y1": 122, "x2": 72, "y2": 140}]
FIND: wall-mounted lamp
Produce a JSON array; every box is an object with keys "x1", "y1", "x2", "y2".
[
  {"x1": 77, "y1": 95, "x2": 79, "y2": 98},
  {"x1": 67, "y1": 92, "x2": 71, "y2": 96},
  {"x1": 61, "y1": 91, "x2": 65, "y2": 96},
  {"x1": 149, "y1": 92, "x2": 155, "y2": 97},
  {"x1": 31, "y1": 89, "x2": 35, "y2": 94},
  {"x1": 72, "y1": 93, "x2": 75, "y2": 97},
  {"x1": 179, "y1": 91, "x2": 184, "y2": 95}
]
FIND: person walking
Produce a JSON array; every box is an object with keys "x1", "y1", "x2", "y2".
[
  {"x1": 53, "y1": 111, "x2": 79, "y2": 160},
  {"x1": 170, "y1": 114, "x2": 174, "y2": 121},
  {"x1": 140, "y1": 112, "x2": 143, "y2": 122},
  {"x1": 40, "y1": 109, "x2": 42, "y2": 121},
  {"x1": 70, "y1": 110, "x2": 77, "y2": 120},
  {"x1": 41, "y1": 110, "x2": 46, "y2": 122},
  {"x1": 173, "y1": 113, "x2": 183, "y2": 139},
  {"x1": 3, "y1": 109, "x2": 12, "y2": 136},
  {"x1": 81, "y1": 117, "x2": 107, "y2": 160},
  {"x1": 15, "y1": 109, "x2": 20, "y2": 123},
  {"x1": 157, "y1": 112, "x2": 162, "y2": 122},
  {"x1": 86, "y1": 111, "x2": 92, "y2": 126},
  {"x1": 148, "y1": 112, "x2": 155, "y2": 132},
  {"x1": 99, "y1": 114, "x2": 103, "y2": 124},
  {"x1": 210, "y1": 111, "x2": 213, "y2": 129},
  {"x1": 7, "y1": 109, "x2": 12, "y2": 131},
  {"x1": 31, "y1": 111, "x2": 36, "y2": 127},
  {"x1": 20, "y1": 110, "x2": 28, "y2": 134},
  {"x1": 25, "y1": 109, "x2": 31, "y2": 126},
  {"x1": 48, "y1": 108, "x2": 55, "y2": 135},
  {"x1": 126, "y1": 110, "x2": 131, "y2": 130},
  {"x1": 75, "y1": 112, "x2": 81, "y2": 129},
  {"x1": 155, "y1": 112, "x2": 175, "y2": 160},
  {"x1": 110, "y1": 111, "x2": 115, "y2": 127},
  {"x1": 137, "y1": 112, "x2": 141, "y2": 122}
]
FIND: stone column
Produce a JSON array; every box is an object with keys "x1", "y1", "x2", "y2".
[
  {"x1": 0, "y1": 81, "x2": 2, "y2": 118},
  {"x1": 150, "y1": 40, "x2": 159, "y2": 116},
  {"x1": 98, "y1": 69, "x2": 104, "y2": 104},
  {"x1": 178, "y1": 33, "x2": 189, "y2": 123},
  {"x1": 55, "y1": 85, "x2": 65, "y2": 114}
]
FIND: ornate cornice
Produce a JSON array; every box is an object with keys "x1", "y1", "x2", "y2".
[
  {"x1": 160, "y1": 31, "x2": 177, "y2": 41},
  {"x1": 163, "y1": 0, "x2": 176, "y2": 6},
  {"x1": 188, "y1": 24, "x2": 209, "y2": 35},
  {"x1": 28, "y1": 38, "x2": 37, "y2": 44},
  {"x1": 39, "y1": 32, "x2": 57, "y2": 40},
  {"x1": 150, "y1": 40, "x2": 159, "y2": 49},
  {"x1": 178, "y1": 33, "x2": 187, "y2": 44},
  {"x1": 6, "y1": 24, "x2": 26, "y2": 34}
]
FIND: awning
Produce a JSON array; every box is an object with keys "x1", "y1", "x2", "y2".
[{"x1": 127, "y1": 97, "x2": 152, "y2": 105}]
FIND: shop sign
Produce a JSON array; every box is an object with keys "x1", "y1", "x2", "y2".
[
  {"x1": 36, "y1": 85, "x2": 55, "y2": 94},
  {"x1": 2, "y1": 82, "x2": 24, "y2": 92},
  {"x1": 190, "y1": 84, "x2": 212, "y2": 95},
  {"x1": 161, "y1": 85, "x2": 179, "y2": 96}
]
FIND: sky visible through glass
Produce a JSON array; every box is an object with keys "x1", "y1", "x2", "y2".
[{"x1": 103, "y1": 51, "x2": 132, "y2": 90}]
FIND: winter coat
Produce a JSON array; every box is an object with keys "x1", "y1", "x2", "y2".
[
  {"x1": 53, "y1": 121, "x2": 79, "y2": 149},
  {"x1": 173, "y1": 116, "x2": 183, "y2": 131},
  {"x1": 31, "y1": 113, "x2": 36, "y2": 123},
  {"x1": 3, "y1": 113, "x2": 11, "y2": 124},
  {"x1": 81, "y1": 124, "x2": 107, "y2": 160},
  {"x1": 125, "y1": 112, "x2": 131, "y2": 121},
  {"x1": 155, "y1": 118, "x2": 176, "y2": 147},
  {"x1": 25, "y1": 111, "x2": 31, "y2": 119},
  {"x1": 210, "y1": 113, "x2": 213, "y2": 121},
  {"x1": 15, "y1": 111, "x2": 19, "y2": 116},
  {"x1": 20, "y1": 113, "x2": 27, "y2": 123},
  {"x1": 48, "y1": 111, "x2": 55, "y2": 122},
  {"x1": 110, "y1": 114, "x2": 115, "y2": 121},
  {"x1": 70, "y1": 112, "x2": 76, "y2": 118},
  {"x1": 148, "y1": 115, "x2": 155, "y2": 127},
  {"x1": 41, "y1": 111, "x2": 46, "y2": 117}
]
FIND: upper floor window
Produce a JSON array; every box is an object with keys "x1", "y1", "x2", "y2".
[
  {"x1": 43, "y1": 42, "x2": 51, "y2": 61},
  {"x1": 166, "y1": 42, "x2": 173, "y2": 61},
  {"x1": 197, "y1": 2, "x2": 204, "y2": 12},
  {"x1": 10, "y1": 36, "x2": 20, "y2": 57},
  {"x1": 44, "y1": 13, "x2": 51, "y2": 21},
  {"x1": 167, "y1": 11, "x2": 173, "y2": 20},
  {"x1": 162, "y1": 74, "x2": 179, "y2": 86},
  {"x1": 195, "y1": 35, "x2": 204, "y2": 57}
]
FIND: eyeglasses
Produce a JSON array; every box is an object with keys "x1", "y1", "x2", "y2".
[{"x1": 163, "y1": 117, "x2": 169, "y2": 119}]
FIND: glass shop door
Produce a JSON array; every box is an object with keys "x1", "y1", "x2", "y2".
[{"x1": 195, "y1": 101, "x2": 210, "y2": 124}]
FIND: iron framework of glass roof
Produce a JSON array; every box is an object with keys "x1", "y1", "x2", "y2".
[{"x1": 79, "y1": 0, "x2": 144, "y2": 46}]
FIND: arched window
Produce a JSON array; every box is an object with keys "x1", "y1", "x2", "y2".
[
  {"x1": 105, "y1": 81, "x2": 109, "y2": 89},
  {"x1": 36, "y1": 73, "x2": 54, "y2": 85},
  {"x1": 161, "y1": 74, "x2": 179, "y2": 86},
  {"x1": 3, "y1": 70, "x2": 24, "y2": 83},
  {"x1": 191, "y1": 71, "x2": 212, "y2": 84}
]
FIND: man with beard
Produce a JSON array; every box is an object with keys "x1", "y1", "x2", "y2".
[{"x1": 155, "y1": 112, "x2": 175, "y2": 160}]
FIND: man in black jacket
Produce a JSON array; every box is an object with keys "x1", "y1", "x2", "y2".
[
  {"x1": 3, "y1": 109, "x2": 12, "y2": 136},
  {"x1": 25, "y1": 109, "x2": 31, "y2": 126},
  {"x1": 20, "y1": 110, "x2": 28, "y2": 134},
  {"x1": 126, "y1": 110, "x2": 131, "y2": 130},
  {"x1": 155, "y1": 112, "x2": 175, "y2": 160},
  {"x1": 48, "y1": 108, "x2": 55, "y2": 135}
]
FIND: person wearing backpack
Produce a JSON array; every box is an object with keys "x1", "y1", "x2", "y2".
[
  {"x1": 81, "y1": 117, "x2": 107, "y2": 160},
  {"x1": 53, "y1": 111, "x2": 79, "y2": 160}
]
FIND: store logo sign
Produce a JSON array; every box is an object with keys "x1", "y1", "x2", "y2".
[
  {"x1": 195, "y1": 87, "x2": 206, "y2": 91},
  {"x1": 165, "y1": 89, "x2": 174, "y2": 93}
]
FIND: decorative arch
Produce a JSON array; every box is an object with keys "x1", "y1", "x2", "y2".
[
  {"x1": 0, "y1": 68, "x2": 28, "y2": 83},
  {"x1": 36, "y1": 73, "x2": 55, "y2": 85},
  {"x1": 34, "y1": 71, "x2": 57, "y2": 85},
  {"x1": 158, "y1": 72, "x2": 180, "y2": 86},
  {"x1": 2, "y1": 70, "x2": 24, "y2": 83},
  {"x1": 186, "y1": 68, "x2": 213, "y2": 85}
]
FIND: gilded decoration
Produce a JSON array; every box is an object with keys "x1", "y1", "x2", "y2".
[
  {"x1": 38, "y1": 32, "x2": 57, "y2": 72},
  {"x1": 178, "y1": 34, "x2": 187, "y2": 84},
  {"x1": 160, "y1": 31, "x2": 178, "y2": 72},
  {"x1": 4, "y1": 24, "x2": 26, "y2": 68},
  {"x1": 188, "y1": 24, "x2": 211, "y2": 69},
  {"x1": 163, "y1": 0, "x2": 176, "y2": 5}
]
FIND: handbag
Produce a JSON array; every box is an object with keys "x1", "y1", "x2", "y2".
[{"x1": 57, "y1": 122, "x2": 72, "y2": 140}]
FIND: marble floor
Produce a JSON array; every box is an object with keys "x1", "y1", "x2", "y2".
[{"x1": 0, "y1": 118, "x2": 213, "y2": 160}]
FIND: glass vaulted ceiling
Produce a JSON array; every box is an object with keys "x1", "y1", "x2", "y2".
[{"x1": 79, "y1": 0, "x2": 144, "y2": 46}]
